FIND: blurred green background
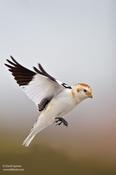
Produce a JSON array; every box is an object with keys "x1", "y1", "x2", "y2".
[{"x1": 0, "y1": 136, "x2": 116, "y2": 175}]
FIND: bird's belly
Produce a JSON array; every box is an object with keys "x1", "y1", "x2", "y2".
[{"x1": 44, "y1": 95, "x2": 75, "y2": 118}]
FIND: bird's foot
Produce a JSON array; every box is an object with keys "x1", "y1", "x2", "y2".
[{"x1": 55, "y1": 117, "x2": 68, "y2": 127}]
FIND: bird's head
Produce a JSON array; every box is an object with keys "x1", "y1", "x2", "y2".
[{"x1": 72, "y1": 83, "x2": 93, "y2": 102}]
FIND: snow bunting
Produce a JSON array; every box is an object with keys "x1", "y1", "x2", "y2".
[{"x1": 5, "y1": 56, "x2": 93, "y2": 147}]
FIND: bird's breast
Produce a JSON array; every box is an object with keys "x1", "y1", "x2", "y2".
[{"x1": 44, "y1": 89, "x2": 76, "y2": 117}]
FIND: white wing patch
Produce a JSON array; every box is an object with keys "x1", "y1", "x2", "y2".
[{"x1": 23, "y1": 74, "x2": 62, "y2": 107}]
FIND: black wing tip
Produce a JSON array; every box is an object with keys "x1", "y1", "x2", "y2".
[
  {"x1": 38, "y1": 63, "x2": 42, "y2": 69},
  {"x1": 9, "y1": 55, "x2": 20, "y2": 65},
  {"x1": 5, "y1": 56, "x2": 56, "y2": 83},
  {"x1": 10, "y1": 55, "x2": 15, "y2": 61},
  {"x1": 33, "y1": 66, "x2": 38, "y2": 72},
  {"x1": 6, "y1": 59, "x2": 10, "y2": 62},
  {"x1": 5, "y1": 56, "x2": 19, "y2": 66},
  {"x1": 4, "y1": 63, "x2": 12, "y2": 68},
  {"x1": 38, "y1": 63, "x2": 41, "y2": 67},
  {"x1": 10, "y1": 55, "x2": 13, "y2": 59},
  {"x1": 4, "y1": 63, "x2": 8, "y2": 67},
  {"x1": 5, "y1": 56, "x2": 36, "y2": 86},
  {"x1": 34, "y1": 63, "x2": 56, "y2": 82},
  {"x1": 33, "y1": 66, "x2": 42, "y2": 74},
  {"x1": 38, "y1": 63, "x2": 46, "y2": 73},
  {"x1": 5, "y1": 56, "x2": 16, "y2": 70}
]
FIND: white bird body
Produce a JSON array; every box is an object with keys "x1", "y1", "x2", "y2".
[
  {"x1": 45, "y1": 89, "x2": 76, "y2": 117},
  {"x1": 5, "y1": 56, "x2": 93, "y2": 147},
  {"x1": 23, "y1": 88, "x2": 77, "y2": 146}
]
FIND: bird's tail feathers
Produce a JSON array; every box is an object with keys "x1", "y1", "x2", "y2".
[
  {"x1": 22, "y1": 114, "x2": 55, "y2": 147},
  {"x1": 22, "y1": 125, "x2": 38, "y2": 147}
]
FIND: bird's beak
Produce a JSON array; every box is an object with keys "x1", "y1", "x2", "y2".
[
  {"x1": 90, "y1": 94, "x2": 93, "y2": 98},
  {"x1": 87, "y1": 92, "x2": 93, "y2": 98}
]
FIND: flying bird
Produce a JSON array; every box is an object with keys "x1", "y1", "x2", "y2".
[{"x1": 5, "y1": 56, "x2": 93, "y2": 147}]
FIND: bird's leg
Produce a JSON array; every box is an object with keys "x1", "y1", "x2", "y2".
[{"x1": 55, "y1": 117, "x2": 68, "y2": 127}]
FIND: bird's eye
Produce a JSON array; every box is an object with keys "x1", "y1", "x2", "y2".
[{"x1": 83, "y1": 89, "x2": 87, "y2": 93}]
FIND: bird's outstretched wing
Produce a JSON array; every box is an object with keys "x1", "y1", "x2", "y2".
[{"x1": 5, "y1": 56, "x2": 71, "y2": 111}]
